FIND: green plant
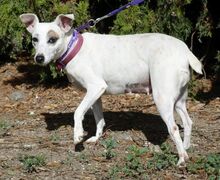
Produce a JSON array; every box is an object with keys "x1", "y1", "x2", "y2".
[
  {"x1": 74, "y1": 0, "x2": 94, "y2": 32},
  {"x1": 195, "y1": 0, "x2": 213, "y2": 40},
  {"x1": 101, "y1": 137, "x2": 118, "y2": 159},
  {"x1": 108, "y1": 165, "x2": 120, "y2": 179},
  {"x1": 38, "y1": 63, "x2": 64, "y2": 83},
  {"x1": 0, "y1": 120, "x2": 11, "y2": 136},
  {"x1": 0, "y1": 120, "x2": 10, "y2": 130},
  {"x1": 62, "y1": 151, "x2": 75, "y2": 166},
  {"x1": 187, "y1": 153, "x2": 220, "y2": 178},
  {"x1": 106, "y1": 145, "x2": 149, "y2": 179},
  {"x1": 122, "y1": 145, "x2": 148, "y2": 177},
  {"x1": 19, "y1": 154, "x2": 46, "y2": 173},
  {"x1": 204, "y1": 154, "x2": 220, "y2": 176},
  {"x1": 111, "y1": 5, "x2": 154, "y2": 35},
  {"x1": 0, "y1": 0, "x2": 30, "y2": 58},
  {"x1": 155, "y1": 0, "x2": 193, "y2": 41},
  {"x1": 77, "y1": 152, "x2": 89, "y2": 164},
  {"x1": 49, "y1": 131, "x2": 60, "y2": 142},
  {"x1": 147, "y1": 143, "x2": 178, "y2": 170},
  {"x1": 111, "y1": 0, "x2": 192, "y2": 41}
]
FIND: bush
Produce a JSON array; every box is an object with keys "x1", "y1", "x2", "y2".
[
  {"x1": 0, "y1": 0, "x2": 30, "y2": 58},
  {"x1": 111, "y1": 0, "x2": 192, "y2": 41}
]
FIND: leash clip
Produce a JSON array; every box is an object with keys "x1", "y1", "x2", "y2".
[
  {"x1": 76, "y1": 0, "x2": 144, "y2": 32},
  {"x1": 88, "y1": 15, "x2": 110, "y2": 28},
  {"x1": 88, "y1": 19, "x2": 97, "y2": 27}
]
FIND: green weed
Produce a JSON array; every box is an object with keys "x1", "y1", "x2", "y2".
[
  {"x1": 122, "y1": 145, "x2": 148, "y2": 177},
  {"x1": 101, "y1": 137, "x2": 118, "y2": 160},
  {"x1": 49, "y1": 131, "x2": 60, "y2": 142},
  {"x1": 62, "y1": 151, "x2": 75, "y2": 166},
  {"x1": 146, "y1": 143, "x2": 178, "y2": 170},
  {"x1": 0, "y1": 120, "x2": 11, "y2": 136},
  {"x1": 77, "y1": 152, "x2": 89, "y2": 164},
  {"x1": 0, "y1": 120, "x2": 10, "y2": 130},
  {"x1": 108, "y1": 165, "x2": 120, "y2": 179},
  {"x1": 187, "y1": 153, "x2": 220, "y2": 178},
  {"x1": 19, "y1": 154, "x2": 46, "y2": 173},
  {"x1": 107, "y1": 144, "x2": 148, "y2": 179}
]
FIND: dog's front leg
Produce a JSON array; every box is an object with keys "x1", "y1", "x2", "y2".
[
  {"x1": 86, "y1": 98, "x2": 105, "y2": 143},
  {"x1": 74, "y1": 83, "x2": 107, "y2": 144}
]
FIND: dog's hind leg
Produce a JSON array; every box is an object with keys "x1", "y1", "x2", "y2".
[
  {"x1": 175, "y1": 88, "x2": 192, "y2": 150},
  {"x1": 86, "y1": 98, "x2": 105, "y2": 143},
  {"x1": 152, "y1": 89, "x2": 188, "y2": 166}
]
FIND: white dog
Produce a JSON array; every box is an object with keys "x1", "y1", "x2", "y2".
[{"x1": 20, "y1": 13, "x2": 202, "y2": 166}]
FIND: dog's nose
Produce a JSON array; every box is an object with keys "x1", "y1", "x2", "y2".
[{"x1": 35, "y1": 54, "x2": 45, "y2": 64}]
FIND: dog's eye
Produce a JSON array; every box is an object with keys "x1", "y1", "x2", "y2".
[
  {"x1": 48, "y1": 37, "x2": 58, "y2": 44},
  {"x1": 32, "y1": 37, "x2": 38, "y2": 43}
]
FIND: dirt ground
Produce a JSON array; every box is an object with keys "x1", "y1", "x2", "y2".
[{"x1": 0, "y1": 61, "x2": 219, "y2": 179}]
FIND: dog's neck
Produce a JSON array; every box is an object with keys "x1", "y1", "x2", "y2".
[
  {"x1": 64, "y1": 29, "x2": 77, "y2": 52},
  {"x1": 56, "y1": 30, "x2": 83, "y2": 71}
]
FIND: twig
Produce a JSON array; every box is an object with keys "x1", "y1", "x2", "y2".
[{"x1": 190, "y1": 31, "x2": 196, "y2": 51}]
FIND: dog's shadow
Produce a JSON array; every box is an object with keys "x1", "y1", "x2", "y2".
[{"x1": 43, "y1": 111, "x2": 169, "y2": 150}]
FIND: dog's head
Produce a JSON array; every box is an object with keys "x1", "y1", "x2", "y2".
[{"x1": 20, "y1": 13, "x2": 74, "y2": 65}]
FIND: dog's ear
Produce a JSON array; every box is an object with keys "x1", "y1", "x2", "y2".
[
  {"x1": 55, "y1": 14, "x2": 74, "y2": 33},
  {"x1": 20, "y1": 13, "x2": 39, "y2": 34}
]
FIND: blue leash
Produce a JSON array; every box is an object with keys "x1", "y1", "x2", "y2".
[{"x1": 76, "y1": 0, "x2": 144, "y2": 32}]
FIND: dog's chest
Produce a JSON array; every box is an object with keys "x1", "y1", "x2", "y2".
[{"x1": 66, "y1": 73, "x2": 84, "y2": 89}]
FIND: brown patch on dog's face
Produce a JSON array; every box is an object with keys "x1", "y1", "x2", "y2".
[
  {"x1": 47, "y1": 30, "x2": 59, "y2": 44},
  {"x1": 48, "y1": 30, "x2": 59, "y2": 39}
]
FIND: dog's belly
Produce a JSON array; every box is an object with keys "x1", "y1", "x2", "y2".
[
  {"x1": 125, "y1": 83, "x2": 151, "y2": 94},
  {"x1": 106, "y1": 81, "x2": 151, "y2": 95},
  {"x1": 104, "y1": 65, "x2": 151, "y2": 95}
]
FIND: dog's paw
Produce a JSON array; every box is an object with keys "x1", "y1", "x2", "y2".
[
  {"x1": 85, "y1": 136, "x2": 99, "y2": 143},
  {"x1": 177, "y1": 157, "x2": 186, "y2": 167},
  {"x1": 177, "y1": 153, "x2": 189, "y2": 167},
  {"x1": 74, "y1": 131, "x2": 84, "y2": 144},
  {"x1": 74, "y1": 135, "x2": 84, "y2": 144}
]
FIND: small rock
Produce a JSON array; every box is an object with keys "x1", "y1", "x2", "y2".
[
  {"x1": 9, "y1": 91, "x2": 25, "y2": 101},
  {"x1": 144, "y1": 142, "x2": 162, "y2": 153},
  {"x1": 47, "y1": 161, "x2": 61, "y2": 167},
  {"x1": 23, "y1": 144, "x2": 37, "y2": 149},
  {"x1": 29, "y1": 111, "x2": 35, "y2": 115},
  {"x1": 113, "y1": 132, "x2": 133, "y2": 141},
  {"x1": 3, "y1": 70, "x2": 13, "y2": 77}
]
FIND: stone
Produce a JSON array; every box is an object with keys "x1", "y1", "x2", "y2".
[{"x1": 9, "y1": 91, "x2": 25, "y2": 101}]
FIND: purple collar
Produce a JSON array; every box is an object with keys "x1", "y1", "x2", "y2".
[{"x1": 56, "y1": 31, "x2": 83, "y2": 71}]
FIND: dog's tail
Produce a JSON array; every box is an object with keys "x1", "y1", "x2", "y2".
[{"x1": 187, "y1": 51, "x2": 203, "y2": 74}]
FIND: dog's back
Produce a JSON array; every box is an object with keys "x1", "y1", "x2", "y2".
[{"x1": 70, "y1": 33, "x2": 201, "y2": 94}]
